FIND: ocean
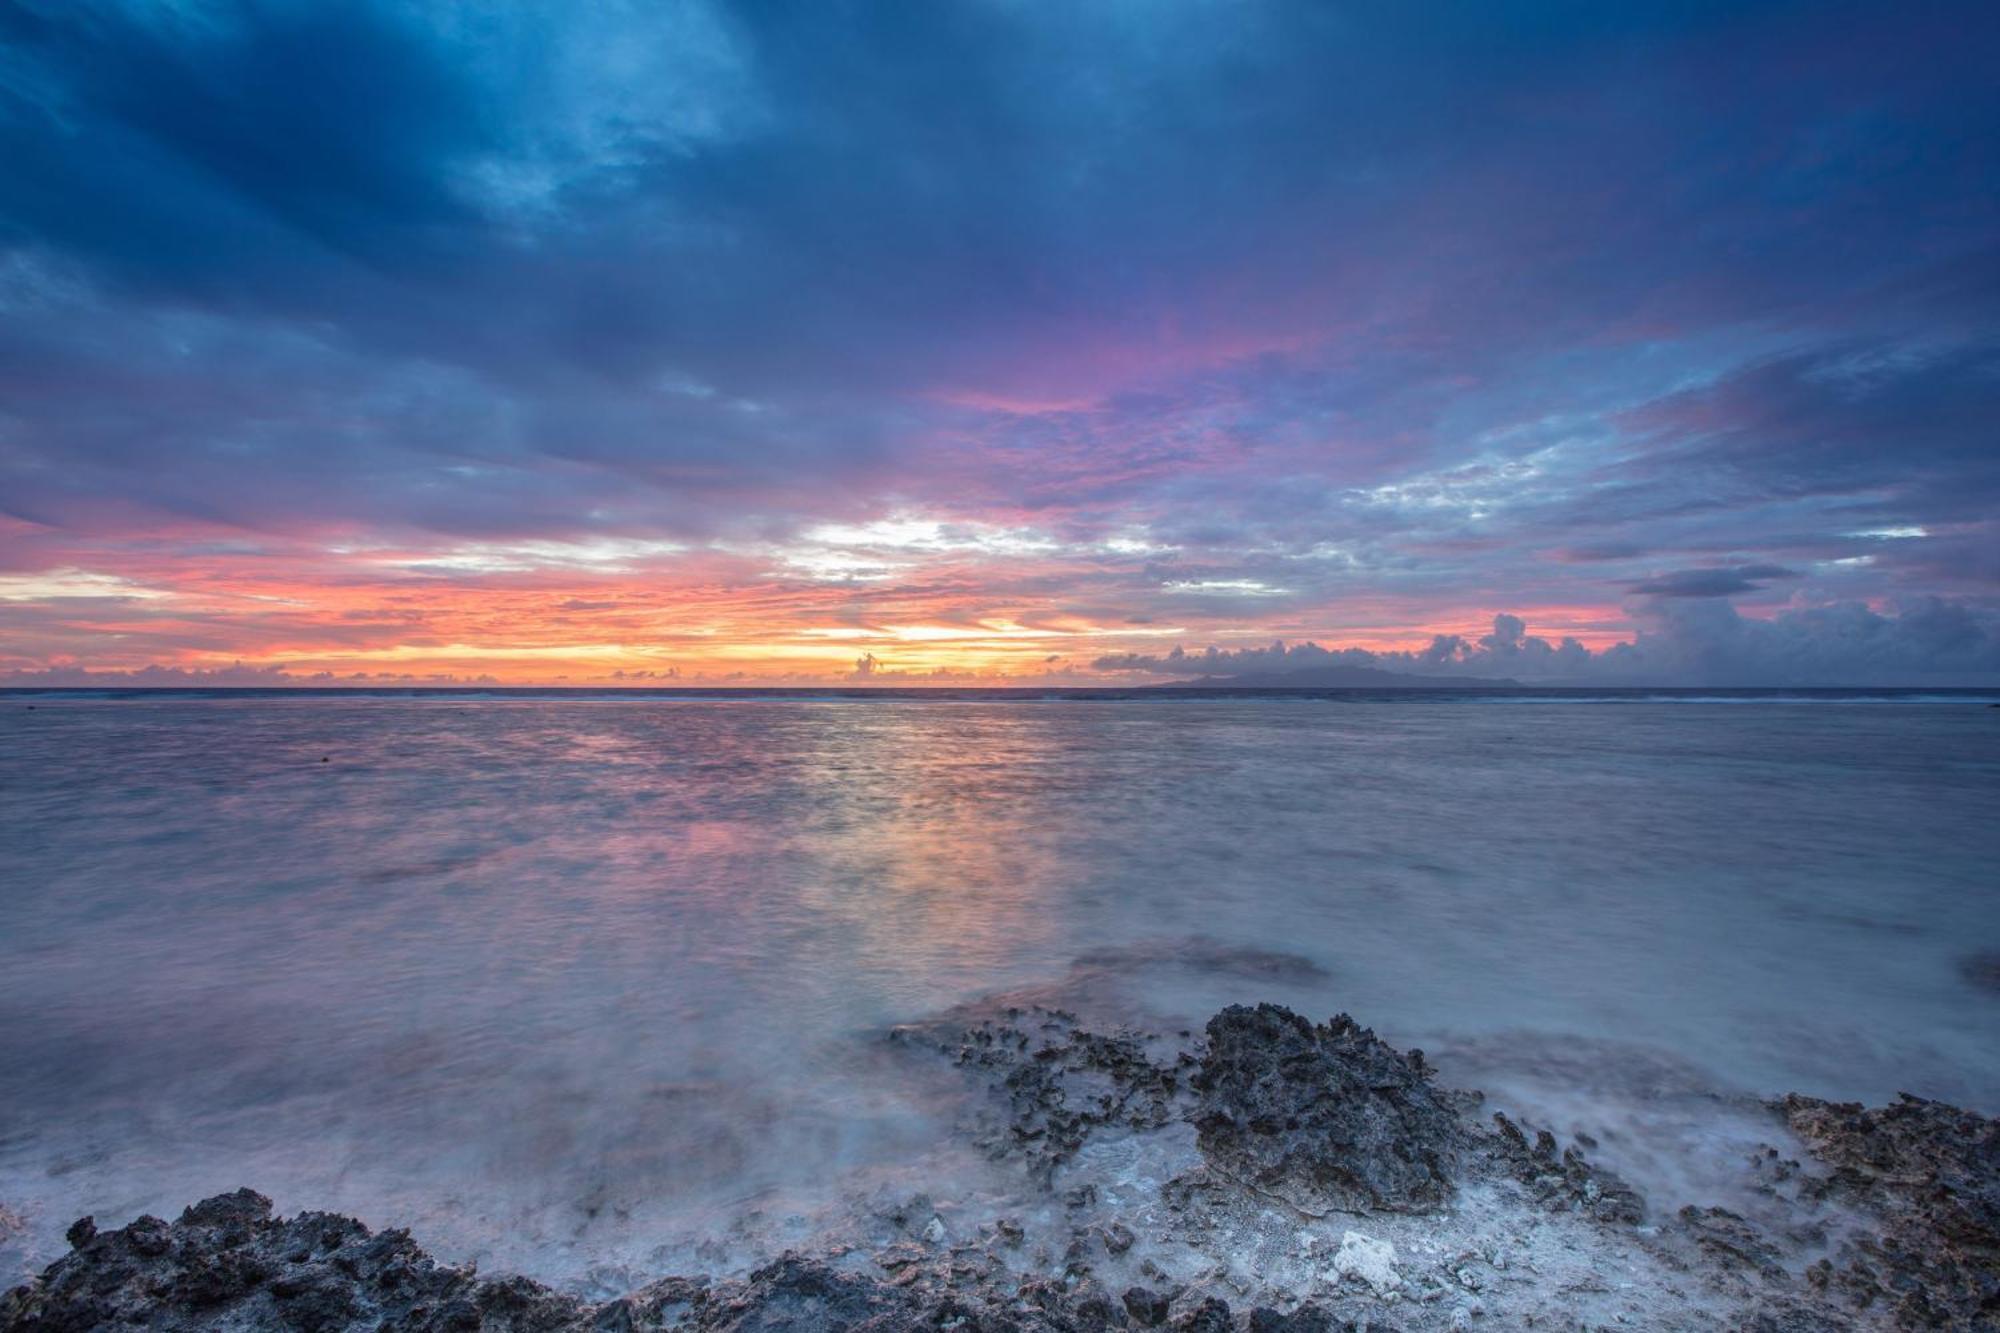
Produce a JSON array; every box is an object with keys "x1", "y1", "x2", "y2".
[{"x1": 2, "y1": 690, "x2": 1996, "y2": 1290}]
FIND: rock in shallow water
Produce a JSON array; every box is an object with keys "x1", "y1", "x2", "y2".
[
  {"x1": 1778, "y1": 1091, "x2": 2000, "y2": 1331},
  {"x1": 1192, "y1": 1004, "x2": 1460, "y2": 1214},
  {"x1": 1480, "y1": 1110, "x2": 1646, "y2": 1225},
  {"x1": 886, "y1": 1004, "x2": 1188, "y2": 1181},
  {"x1": 5, "y1": 1189, "x2": 1363, "y2": 1332}
]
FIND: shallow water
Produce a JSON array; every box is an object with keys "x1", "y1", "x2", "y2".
[{"x1": 1, "y1": 695, "x2": 1996, "y2": 1284}]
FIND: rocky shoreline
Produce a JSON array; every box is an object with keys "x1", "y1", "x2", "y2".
[{"x1": 4, "y1": 1002, "x2": 1994, "y2": 1331}]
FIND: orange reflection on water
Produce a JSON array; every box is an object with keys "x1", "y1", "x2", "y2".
[{"x1": 788, "y1": 706, "x2": 1070, "y2": 995}]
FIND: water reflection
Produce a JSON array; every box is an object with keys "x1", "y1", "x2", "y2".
[{"x1": 793, "y1": 707, "x2": 1071, "y2": 992}]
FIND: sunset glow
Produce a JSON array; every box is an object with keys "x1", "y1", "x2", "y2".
[{"x1": 1, "y1": 3, "x2": 1995, "y2": 686}]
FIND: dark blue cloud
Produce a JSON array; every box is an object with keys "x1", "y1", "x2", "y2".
[
  {"x1": 1096, "y1": 601, "x2": 2000, "y2": 687},
  {"x1": 1618, "y1": 344, "x2": 2000, "y2": 519},
  {"x1": 1630, "y1": 564, "x2": 1802, "y2": 598},
  {"x1": 0, "y1": 0, "x2": 491, "y2": 294}
]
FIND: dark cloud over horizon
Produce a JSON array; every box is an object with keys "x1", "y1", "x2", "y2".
[
  {"x1": 1630, "y1": 565, "x2": 1802, "y2": 598},
  {"x1": 1094, "y1": 600, "x2": 2000, "y2": 687}
]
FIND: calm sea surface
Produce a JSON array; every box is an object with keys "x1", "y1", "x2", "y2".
[{"x1": 2, "y1": 692, "x2": 1996, "y2": 1283}]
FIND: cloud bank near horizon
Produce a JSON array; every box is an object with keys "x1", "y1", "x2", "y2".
[
  {"x1": 1094, "y1": 600, "x2": 2000, "y2": 688},
  {"x1": 1, "y1": 1, "x2": 1996, "y2": 683},
  {"x1": 9, "y1": 597, "x2": 1997, "y2": 689}
]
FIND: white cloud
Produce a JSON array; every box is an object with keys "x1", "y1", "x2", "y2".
[
  {"x1": 1162, "y1": 578, "x2": 1289, "y2": 596},
  {"x1": 0, "y1": 569, "x2": 172, "y2": 601}
]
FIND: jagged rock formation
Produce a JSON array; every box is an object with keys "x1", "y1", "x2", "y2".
[
  {"x1": 1477, "y1": 1110, "x2": 1646, "y2": 1224},
  {"x1": 1779, "y1": 1092, "x2": 2000, "y2": 1330},
  {"x1": 3, "y1": 1190, "x2": 580, "y2": 1333},
  {"x1": 0, "y1": 1190, "x2": 1364, "y2": 1332},
  {"x1": 1190, "y1": 1005, "x2": 1461, "y2": 1214}
]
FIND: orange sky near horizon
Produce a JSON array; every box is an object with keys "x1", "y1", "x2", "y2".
[{"x1": 0, "y1": 516, "x2": 1639, "y2": 684}]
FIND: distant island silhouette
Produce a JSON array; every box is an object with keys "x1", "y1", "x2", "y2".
[{"x1": 1159, "y1": 663, "x2": 1521, "y2": 689}]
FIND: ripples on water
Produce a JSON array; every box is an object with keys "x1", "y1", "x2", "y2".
[{"x1": 1, "y1": 695, "x2": 1996, "y2": 1283}]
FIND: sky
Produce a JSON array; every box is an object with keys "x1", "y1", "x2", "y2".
[{"x1": 1, "y1": 0, "x2": 1997, "y2": 686}]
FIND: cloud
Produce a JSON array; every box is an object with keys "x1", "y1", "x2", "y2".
[
  {"x1": 1628, "y1": 564, "x2": 1801, "y2": 598},
  {"x1": 1095, "y1": 599, "x2": 2000, "y2": 686},
  {"x1": 1093, "y1": 639, "x2": 1383, "y2": 677},
  {"x1": 1558, "y1": 543, "x2": 1648, "y2": 562},
  {"x1": 1616, "y1": 344, "x2": 2000, "y2": 521},
  {"x1": 0, "y1": 663, "x2": 499, "y2": 687}
]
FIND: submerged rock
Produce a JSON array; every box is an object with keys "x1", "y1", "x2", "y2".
[
  {"x1": 1676, "y1": 1205, "x2": 1789, "y2": 1279},
  {"x1": 887, "y1": 1004, "x2": 1188, "y2": 1180},
  {"x1": 1191, "y1": 1005, "x2": 1459, "y2": 1214},
  {"x1": 1479, "y1": 1110, "x2": 1646, "y2": 1224}
]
